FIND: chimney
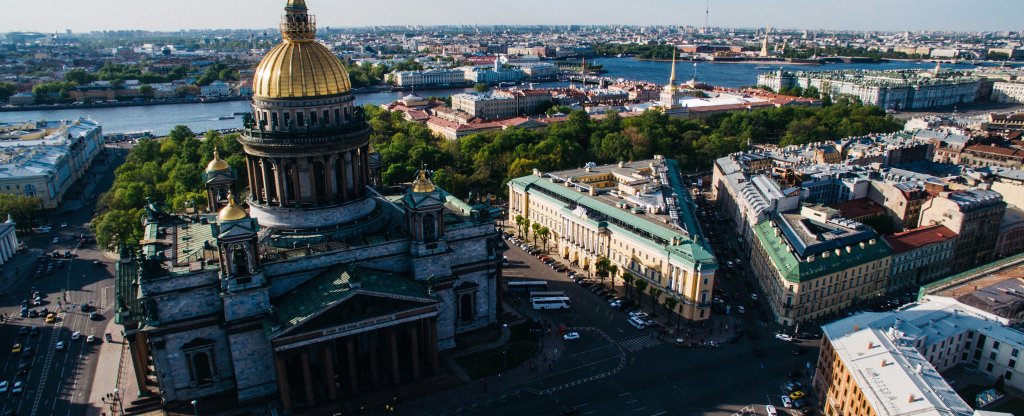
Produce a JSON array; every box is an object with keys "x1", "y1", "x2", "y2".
[
  {"x1": 880, "y1": 359, "x2": 888, "y2": 367},
  {"x1": 868, "y1": 341, "x2": 875, "y2": 349},
  {"x1": 908, "y1": 395, "x2": 916, "y2": 403}
]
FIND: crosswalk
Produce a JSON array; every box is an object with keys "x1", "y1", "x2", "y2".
[{"x1": 618, "y1": 335, "x2": 663, "y2": 352}]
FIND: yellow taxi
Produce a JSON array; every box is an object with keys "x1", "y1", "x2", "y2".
[
  {"x1": 11, "y1": 343, "x2": 22, "y2": 354},
  {"x1": 45, "y1": 313, "x2": 56, "y2": 324}
]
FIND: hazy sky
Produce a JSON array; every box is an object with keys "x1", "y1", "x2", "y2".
[{"x1": 3, "y1": 0, "x2": 1022, "y2": 33}]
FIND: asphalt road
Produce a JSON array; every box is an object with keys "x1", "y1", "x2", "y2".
[
  {"x1": 0, "y1": 148, "x2": 124, "y2": 416},
  {"x1": 390, "y1": 191, "x2": 821, "y2": 416}
]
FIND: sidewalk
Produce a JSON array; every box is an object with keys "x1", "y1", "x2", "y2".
[{"x1": 86, "y1": 318, "x2": 137, "y2": 416}]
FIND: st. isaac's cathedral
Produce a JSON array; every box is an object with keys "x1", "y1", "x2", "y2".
[{"x1": 115, "y1": 1, "x2": 502, "y2": 413}]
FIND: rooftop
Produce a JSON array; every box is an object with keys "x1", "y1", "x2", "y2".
[
  {"x1": 753, "y1": 215, "x2": 891, "y2": 282},
  {"x1": 884, "y1": 225, "x2": 958, "y2": 254}
]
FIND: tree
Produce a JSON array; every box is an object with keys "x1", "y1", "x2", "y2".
[
  {"x1": 537, "y1": 226, "x2": 551, "y2": 253},
  {"x1": 0, "y1": 194, "x2": 42, "y2": 233},
  {"x1": 0, "y1": 82, "x2": 16, "y2": 101},
  {"x1": 64, "y1": 69, "x2": 96, "y2": 85},
  {"x1": 473, "y1": 83, "x2": 490, "y2": 93},
  {"x1": 138, "y1": 85, "x2": 154, "y2": 98},
  {"x1": 595, "y1": 257, "x2": 612, "y2": 286},
  {"x1": 531, "y1": 222, "x2": 541, "y2": 247},
  {"x1": 663, "y1": 296, "x2": 679, "y2": 327},
  {"x1": 633, "y1": 279, "x2": 648, "y2": 307},
  {"x1": 647, "y1": 286, "x2": 663, "y2": 313},
  {"x1": 514, "y1": 214, "x2": 526, "y2": 238},
  {"x1": 607, "y1": 264, "x2": 619, "y2": 290},
  {"x1": 622, "y1": 272, "x2": 636, "y2": 299}
]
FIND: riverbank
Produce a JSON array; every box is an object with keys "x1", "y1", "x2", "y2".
[{"x1": 0, "y1": 95, "x2": 249, "y2": 113}]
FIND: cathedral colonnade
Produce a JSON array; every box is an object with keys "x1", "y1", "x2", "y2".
[
  {"x1": 273, "y1": 317, "x2": 440, "y2": 414},
  {"x1": 246, "y1": 144, "x2": 371, "y2": 208}
]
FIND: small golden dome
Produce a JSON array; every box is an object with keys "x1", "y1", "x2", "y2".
[
  {"x1": 206, "y1": 148, "x2": 230, "y2": 172},
  {"x1": 252, "y1": 1, "x2": 351, "y2": 99},
  {"x1": 218, "y1": 193, "x2": 248, "y2": 222},
  {"x1": 411, "y1": 166, "x2": 436, "y2": 193}
]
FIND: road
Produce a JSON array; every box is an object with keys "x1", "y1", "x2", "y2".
[
  {"x1": 0, "y1": 147, "x2": 125, "y2": 416},
  {"x1": 386, "y1": 190, "x2": 821, "y2": 416}
]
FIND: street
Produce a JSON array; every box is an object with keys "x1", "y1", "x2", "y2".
[
  {"x1": 388, "y1": 194, "x2": 822, "y2": 416},
  {"x1": 0, "y1": 147, "x2": 125, "y2": 416}
]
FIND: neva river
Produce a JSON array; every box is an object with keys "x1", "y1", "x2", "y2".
[{"x1": 0, "y1": 58, "x2": 982, "y2": 136}]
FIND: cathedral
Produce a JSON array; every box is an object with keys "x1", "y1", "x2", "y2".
[{"x1": 114, "y1": 1, "x2": 502, "y2": 413}]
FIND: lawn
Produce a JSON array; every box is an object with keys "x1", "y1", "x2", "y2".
[{"x1": 455, "y1": 323, "x2": 540, "y2": 380}]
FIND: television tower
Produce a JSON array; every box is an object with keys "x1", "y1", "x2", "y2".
[{"x1": 704, "y1": 0, "x2": 709, "y2": 34}]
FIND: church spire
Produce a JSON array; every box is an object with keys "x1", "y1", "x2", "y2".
[{"x1": 669, "y1": 48, "x2": 677, "y2": 85}]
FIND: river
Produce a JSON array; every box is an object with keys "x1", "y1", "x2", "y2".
[{"x1": 0, "y1": 58, "x2": 989, "y2": 135}]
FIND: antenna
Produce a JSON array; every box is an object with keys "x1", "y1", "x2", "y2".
[{"x1": 704, "y1": 0, "x2": 709, "y2": 34}]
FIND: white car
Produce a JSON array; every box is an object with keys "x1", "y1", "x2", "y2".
[
  {"x1": 628, "y1": 311, "x2": 649, "y2": 319},
  {"x1": 12, "y1": 380, "x2": 24, "y2": 395},
  {"x1": 60, "y1": 222, "x2": 68, "y2": 228},
  {"x1": 0, "y1": 380, "x2": 8, "y2": 394},
  {"x1": 628, "y1": 316, "x2": 647, "y2": 329},
  {"x1": 780, "y1": 395, "x2": 794, "y2": 408},
  {"x1": 775, "y1": 333, "x2": 794, "y2": 342},
  {"x1": 55, "y1": 341, "x2": 66, "y2": 351},
  {"x1": 563, "y1": 332, "x2": 580, "y2": 341},
  {"x1": 765, "y1": 404, "x2": 777, "y2": 416},
  {"x1": 52, "y1": 237, "x2": 60, "y2": 244},
  {"x1": 750, "y1": 293, "x2": 759, "y2": 301},
  {"x1": 87, "y1": 335, "x2": 97, "y2": 344},
  {"x1": 71, "y1": 331, "x2": 81, "y2": 340},
  {"x1": 737, "y1": 305, "x2": 746, "y2": 314}
]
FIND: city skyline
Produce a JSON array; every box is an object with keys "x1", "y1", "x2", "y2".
[{"x1": 3, "y1": 0, "x2": 1022, "y2": 33}]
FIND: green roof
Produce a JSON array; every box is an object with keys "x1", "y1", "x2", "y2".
[
  {"x1": 753, "y1": 219, "x2": 893, "y2": 283},
  {"x1": 265, "y1": 265, "x2": 436, "y2": 338},
  {"x1": 918, "y1": 252, "x2": 1024, "y2": 301},
  {"x1": 510, "y1": 173, "x2": 716, "y2": 267}
]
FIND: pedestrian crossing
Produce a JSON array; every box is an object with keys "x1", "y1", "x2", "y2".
[{"x1": 618, "y1": 335, "x2": 662, "y2": 352}]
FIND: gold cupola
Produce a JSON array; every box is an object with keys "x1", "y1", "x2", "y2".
[
  {"x1": 252, "y1": 0, "x2": 352, "y2": 100},
  {"x1": 205, "y1": 148, "x2": 230, "y2": 172},
  {"x1": 218, "y1": 192, "x2": 249, "y2": 222},
  {"x1": 411, "y1": 166, "x2": 437, "y2": 193}
]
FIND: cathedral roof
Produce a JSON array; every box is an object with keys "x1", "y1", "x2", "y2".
[
  {"x1": 205, "y1": 148, "x2": 230, "y2": 172},
  {"x1": 411, "y1": 166, "x2": 437, "y2": 193},
  {"x1": 218, "y1": 193, "x2": 248, "y2": 222},
  {"x1": 252, "y1": 0, "x2": 352, "y2": 99}
]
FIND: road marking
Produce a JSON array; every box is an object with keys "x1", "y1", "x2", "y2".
[
  {"x1": 30, "y1": 313, "x2": 64, "y2": 416},
  {"x1": 617, "y1": 335, "x2": 663, "y2": 352}
]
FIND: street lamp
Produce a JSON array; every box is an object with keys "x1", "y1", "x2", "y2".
[
  {"x1": 191, "y1": 399, "x2": 199, "y2": 416},
  {"x1": 114, "y1": 388, "x2": 125, "y2": 415}
]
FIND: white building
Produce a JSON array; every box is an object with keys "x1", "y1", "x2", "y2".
[
  {"x1": 389, "y1": 69, "x2": 467, "y2": 88},
  {"x1": 0, "y1": 118, "x2": 105, "y2": 209},
  {"x1": 991, "y1": 82, "x2": 1024, "y2": 104},
  {"x1": 200, "y1": 80, "x2": 231, "y2": 98},
  {"x1": 757, "y1": 69, "x2": 981, "y2": 110}
]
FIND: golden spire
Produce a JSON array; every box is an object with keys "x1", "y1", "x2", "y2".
[
  {"x1": 206, "y1": 147, "x2": 230, "y2": 172},
  {"x1": 411, "y1": 165, "x2": 437, "y2": 193},
  {"x1": 669, "y1": 48, "x2": 677, "y2": 85},
  {"x1": 286, "y1": 0, "x2": 307, "y2": 11},
  {"x1": 218, "y1": 191, "x2": 248, "y2": 221}
]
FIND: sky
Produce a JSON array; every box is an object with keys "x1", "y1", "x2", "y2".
[{"x1": 3, "y1": 0, "x2": 1022, "y2": 33}]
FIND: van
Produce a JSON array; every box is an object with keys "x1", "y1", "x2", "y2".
[{"x1": 628, "y1": 316, "x2": 646, "y2": 330}]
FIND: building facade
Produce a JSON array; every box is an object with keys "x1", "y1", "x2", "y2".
[
  {"x1": 883, "y1": 225, "x2": 957, "y2": 292},
  {"x1": 991, "y1": 81, "x2": 1024, "y2": 104},
  {"x1": 508, "y1": 158, "x2": 718, "y2": 321},
  {"x1": 749, "y1": 206, "x2": 892, "y2": 326},
  {"x1": 116, "y1": 2, "x2": 502, "y2": 414},
  {"x1": 758, "y1": 69, "x2": 981, "y2": 110},
  {"x1": 918, "y1": 190, "x2": 1006, "y2": 272},
  {"x1": 390, "y1": 69, "x2": 467, "y2": 88},
  {"x1": 0, "y1": 118, "x2": 104, "y2": 209}
]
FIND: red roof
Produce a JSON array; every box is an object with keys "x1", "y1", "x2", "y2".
[
  {"x1": 884, "y1": 225, "x2": 958, "y2": 253},
  {"x1": 964, "y1": 144, "x2": 1024, "y2": 158},
  {"x1": 831, "y1": 198, "x2": 885, "y2": 219}
]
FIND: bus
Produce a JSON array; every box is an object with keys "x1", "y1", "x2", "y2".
[
  {"x1": 529, "y1": 291, "x2": 567, "y2": 299},
  {"x1": 507, "y1": 280, "x2": 548, "y2": 293},
  {"x1": 531, "y1": 296, "x2": 571, "y2": 310}
]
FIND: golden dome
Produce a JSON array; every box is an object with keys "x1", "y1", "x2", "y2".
[
  {"x1": 411, "y1": 167, "x2": 437, "y2": 193},
  {"x1": 206, "y1": 148, "x2": 230, "y2": 172},
  {"x1": 252, "y1": 1, "x2": 351, "y2": 99},
  {"x1": 218, "y1": 193, "x2": 249, "y2": 222}
]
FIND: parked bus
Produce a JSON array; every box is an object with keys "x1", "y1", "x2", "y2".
[
  {"x1": 507, "y1": 280, "x2": 548, "y2": 293},
  {"x1": 531, "y1": 296, "x2": 571, "y2": 310},
  {"x1": 529, "y1": 291, "x2": 567, "y2": 299}
]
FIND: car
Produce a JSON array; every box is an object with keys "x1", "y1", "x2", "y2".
[
  {"x1": 725, "y1": 261, "x2": 734, "y2": 268},
  {"x1": 22, "y1": 346, "x2": 32, "y2": 356},
  {"x1": 11, "y1": 381, "x2": 23, "y2": 395},
  {"x1": 86, "y1": 335, "x2": 97, "y2": 344},
  {"x1": 628, "y1": 316, "x2": 647, "y2": 329},
  {"x1": 18, "y1": 326, "x2": 28, "y2": 336},
  {"x1": 0, "y1": 380, "x2": 7, "y2": 394},
  {"x1": 30, "y1": 326, "x2": 39, "y2": 336},
  {"x1": 92, "y1": 260, "x2": 102, "y2": 266},
  {"x1": 60, "y1": 222, "x2": 67, "y2": 228},
  {"x1": 780, "y1": 395, "x2": 794, "y2": 408},
  {"x1": 55, "y1": 341, "x2": 65, "y2": 351},
  {"x1": 90, "y1": 312, "x2": 102, "y2": 321},
  {"x1": 563, "y1": 332, "x2": 580, "y2": 341},
  {"x1": 750, "y1": 293, "x2": 759, "y2": 301},
  {"x1": 643, "y1": 318, "x2": 657, "y2": 327},
  {"x1": 63, "y1": 251, "x2": 72, "y2": 258},
  {"x1": 20, "y1": 308, "x2": 28, "y2": 318},
  {"x1": 45, "y1": 313, "x2": 55, "y2": 324},
  {"x1": 11, "y1": 343, "x2": 22, "y2": 354},
  {"x1": 29, "y1": 309, "x2": 39, "y2": 319},
  {"x1": 793, "y1": 398, "x2": 809, "y2": 409},
  {"x1": 71, "y1": 331, "x2": 81, "y2": 340},
  {"x1": 775, "y1": 333, "x2": 794, "y2": 342},
  {"x1": 765, "y1": 405, "x2": 777, "y2": 416},
  {"x1": 80, "y1": 303, "x2": 90, "y2": 312},
  {"x1": 785, "y1": 381, "x2": 803, "y2": 392},
  {"x1": 629, "y1": 311, "x2": 649, "y2": 319},
  {"x1": 736, "y1": 305, "x2": 746, "y2": 314},
  {"x1": 52, "y1": 237, "x2": 60, "y2": 244},
  {"x1": 790, "y1": 390, "x2": 805, "y2": 400},
  {"x1": 17, "y1": 363, "x2": 30, "y2": 376}
]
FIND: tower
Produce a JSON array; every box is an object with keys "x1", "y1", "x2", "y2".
[
  {"x1": 403, "y1": 166, "x2": 447, "y2": 260},
  {"x1": 204, "y1": 148, "x2": 236, "y2": 212},
  {"x1": 215, "y1": 193, "x2": 265, "y2": 292},
  {"x1": 660, "y1": 49, "x2": 683, "y2": 109},
  {"x1": 760, "y1": 27, "x2": 772, "y2": 57},
  {"x1": 241, "y1": 0, "x2": 374, "y2": 231}
]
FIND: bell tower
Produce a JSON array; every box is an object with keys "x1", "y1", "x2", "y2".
[
  {"x1": 215, "y1": 193, "x2": 265, "y2": 292},
  {"x1": 204, "y1": 148, "x2": 236, "y2": 212},
  {"x1": 402, "y1": 167, "x2": 449, "y2": 263}
]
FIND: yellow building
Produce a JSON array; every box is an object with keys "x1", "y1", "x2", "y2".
[{"x1": 508, "y1": 157, "x2": 718, "y2": 321}]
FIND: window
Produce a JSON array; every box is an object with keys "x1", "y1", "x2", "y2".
[
  {"x1": 182, "y1": 338, "x2": 218, "y2": 387},
  {"x1": 1006, "y1": 370, "x2": 1013, "y2": 380},
  {"x1": 990, "y1": 351, "x2": 998, "y2": 360},
  {"x1": 986, "y1": 363, "x2": 994, "y2": 372},
  {"x1": 1010, "y1": 359, "x2": 1017, "y2": 369},
  {"x1": 993, "y1": 341, "x2": 1001, "y2": 349},
  {"x1": 1013, "y1": 348, "x2": 1020, "y2": 358}
]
